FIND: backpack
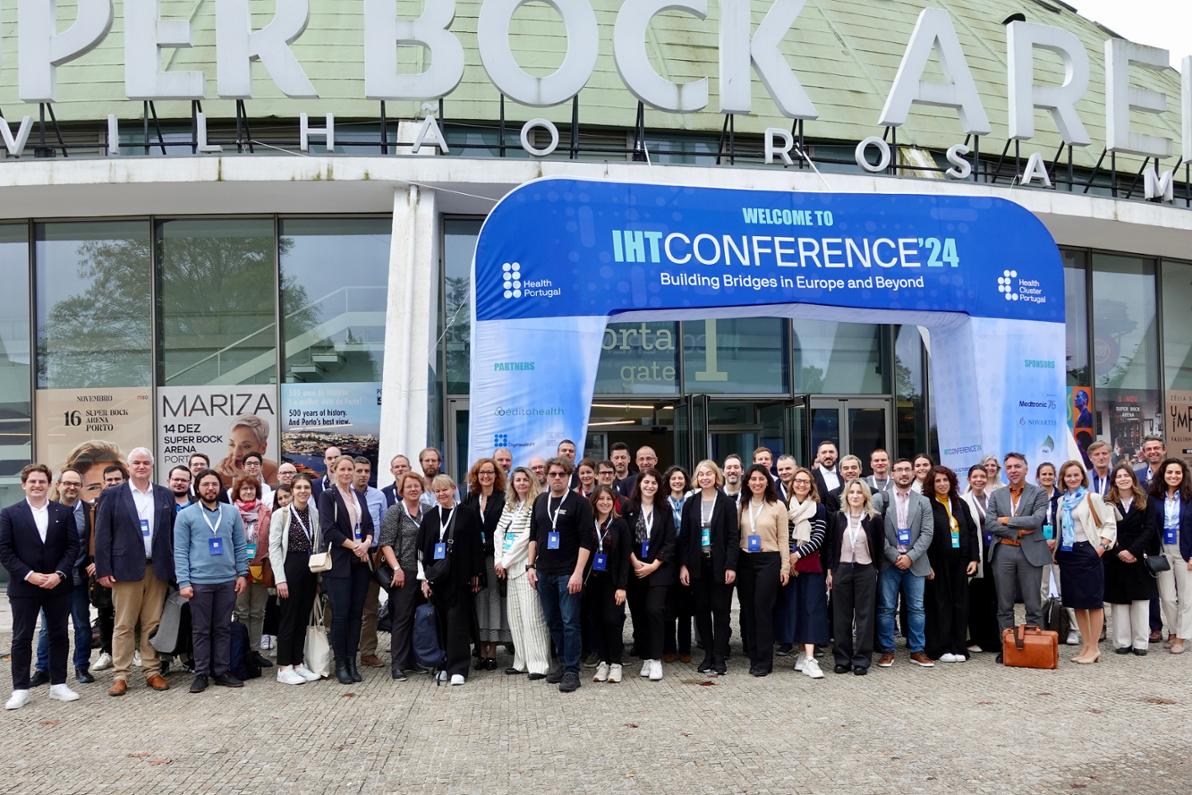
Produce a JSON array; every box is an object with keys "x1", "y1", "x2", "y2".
[
  {"x1": 412, "y1": 603, "x2": 446, "y2": 673},
  {"x1": 228, "y1": 617, "x2": 262, "y2": 680}
]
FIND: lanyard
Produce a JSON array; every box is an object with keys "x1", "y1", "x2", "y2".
[
  {"x1": 479, "y1": 493, "x2": 488, "y2": 515},
  {"x1": 595, "y1": 517, "x2": 612, "y2": 553},
  {"x1": 748, "y1": 500, "x2": 763, "y2": 534},
  {"x1": 201, "y1": 507, "x2": 222, "y2": 536},
  {"x1": 548, "y1": 493, "x2": 569, "y2": 531},
  {"x1": 439, "y1": 507, "x2": 454, "y2": 541},
  {"x1": 641, "y1": 506, "x2": 654, "y2": 539},
  {"x1": 289, "y1": 505, "x2": 312, "y2": 543},
  {"x1": 402, "y1": 501, "x2": 422, "y2": 525},
  {"x1": 846, "y1": 513, "x2": 863, "y2": 550}
]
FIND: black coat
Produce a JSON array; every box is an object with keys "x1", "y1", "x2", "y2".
[
  {"x1": 825, "y1": 511, "x2": 884, "y2": 571},
  {"x1": 677, "y1": 491, "x2": 740, "y2": 582},
  {"x1": 926, "y1": 495, "x2": 980, "y2": 568},
  {"x1": 464, "y1": 490, "x2": 506, "y2": 556},
  {"x1": 316, "y1": 486, "x2": 376, "y2": 578},
  {"x1": 417, "y1": 503, "x2": 483, "y2": 593},
  {"x1": 623, "y1": 501, "x2": 677, "y2": 587},
  {"x1": 0, "y1": 500, "x2": 80, "y2": 598},
  {"x1": 587, "y1": 516, "x2": 631, "y2": 590},
  {"x1": 1104, "y1": 496, "x2": 1159, "y2": 603}
]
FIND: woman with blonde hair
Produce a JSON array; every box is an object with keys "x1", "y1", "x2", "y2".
[
  {"x1": 493, "y1": 467, "x2": 551, "y2": 680},
  {"x1": 678, "y1": 459, "x2": 738, "y2": 676},
  {"x1": 1055, "y1": 460, "x2": 1117, "y2": 664},
  {"x1": 826, "y1": 479, "x2": 883, "y2": 675}
]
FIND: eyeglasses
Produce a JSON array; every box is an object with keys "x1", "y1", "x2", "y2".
[
  {"x1": 478, "y1": 470, "x2": 496, "y2": 476},
  {"x1": 793, "y1": 478, "x2": 812, "y2": 485},
  {"x1": 547, "y1": 472, "x2": 567, "y2": 478}
]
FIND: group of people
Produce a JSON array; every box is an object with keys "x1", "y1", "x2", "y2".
[{"x1": 2, "y1": 433, "x2": 1190, "y2": 707}]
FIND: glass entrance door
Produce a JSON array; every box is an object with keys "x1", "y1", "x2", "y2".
[{"x1": 810, "y1": 397, "x2": 893, "y2": 466}]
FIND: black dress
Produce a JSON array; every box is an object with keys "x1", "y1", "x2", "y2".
[
  {"x1": 1103, "y1": 496, "x2": 1159, "y2": 604},
  {"x1": 924, "y1": 496, "x2": 980, "y2": 660}
]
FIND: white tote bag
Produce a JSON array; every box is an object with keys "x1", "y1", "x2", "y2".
[{"x1": 304, "y1": 597, "x2": 332, "y2": 678}]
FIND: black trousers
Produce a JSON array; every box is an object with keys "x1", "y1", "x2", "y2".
[
  {"x1": 10, "y1": 588, "x2": 71, "y2": 689},
  {"x1": 738, "y1": 551, "x2": 781, "y2": 673},
  {"x1": 967, "y1": 562, "x2": 1000, "y2": 652},
  {"x1": 277, "y1": 552, "x2": 319, "y2": 667},
  {"x1": 926, "y1": 556, "x2": 970, "y2": 659},
  {"x1": 690, "y1": 556, "x2": 733, "y2": 669},
  {"x1": 664, "y1": 582, "x2": 693, "y2": 655},
  {"x1": 582, "y1": 574, "x2": 626, "y2": 664},
  {"x1": 831, "y1": 562, "x2": 878, "y2": 670},
  {"x1": 627, "y1": 579, "x2": 668, "y2": 661},
  {"x1": 433, "y1": 588, "x2": 474, "y2": 677},
  {"x1": 387, "y1": 574, "x2": 420, "y2": 673},
  {"x1": 323, "y1": 562, "x2": 370, "y2": 662}
]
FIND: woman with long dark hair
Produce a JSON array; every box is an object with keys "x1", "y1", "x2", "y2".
[
  {"x1": 737, "y1": 464, "x2": 789, "y2": 677},
  {"x1": 1148, "y1": 458, "x2": 1192, "y2": 654},
  {"x1": 624, "y1": 468, "x2": 676, "y2": 681},
  {"x1": 585, "y1": 485, "x2": 631, "y2": 683},
  {"x1": 924, "y1": 466, "x2": 979, "y2": 662},
  {"x1": 662, "y1": 465, "x2": 693, "y2": 663},
  {"x1": 1104, "y1": 465, "x2": 1158, "y2": 655},
  {"x1": 785, "y1": 467, "x2": 829, "y2": 679}
]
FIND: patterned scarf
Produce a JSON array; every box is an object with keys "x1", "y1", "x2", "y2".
[{"x1": 1061, "y1": 487, "x2": 1087, "y2": 549}]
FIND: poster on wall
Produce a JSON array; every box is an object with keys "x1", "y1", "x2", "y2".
[
  {"x1": 1108, "y1": 396, "x2": 1144, "y2": 467},
  {"x1": 1067, "y1": 386, "x2": 1094, "y2": 466},
  {"x1": 35, "y1": 387, "x2": 153, "y2": 493},
  {"x1": 156, "y1": 385, "x2": 278, "y2": 488},
  {"x1": 1168, "y1": 390, "x2": 1192, "y2": 466},
  {"x1": 281, "y1": 383, "x2": 381, "y2": 484}
]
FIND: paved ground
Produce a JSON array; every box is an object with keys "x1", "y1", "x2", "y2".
[{"x1": 3, "y1": 600, "x2": 1190, "y2": 795}]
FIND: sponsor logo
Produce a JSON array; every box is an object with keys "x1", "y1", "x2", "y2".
[
  {"x1": 493, "y1": 361, "x2": 535, "y2": 372},
  {"x1": 501, "y1": 262, "x2": 523, "y2": 299},
  {"x1": 1024, "y1": 359, "x2": 1055, "y2": 369},
  {"x1": 1019, "y1": 417, "x2": 1057, "y2": 427},
  {"x1": 1018, "y1": 399, "x2": 1057, "y2": 410},
  {"x1": 943, "y1": 444, "x2": 983, "y2": 457},
  {"x1": 998, "y1": 269, "x2": 1047, "y2": 305},
  {"x1": 494, "y1": 406, "x2": 564, "y2": 417},
  {"x1": 493, "y1": 433, "x2": 509, "y2": 447}
]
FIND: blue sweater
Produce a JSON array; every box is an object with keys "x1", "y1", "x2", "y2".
[{"x1": 173, "y1": 502, "x2": 248, "y2": 587}]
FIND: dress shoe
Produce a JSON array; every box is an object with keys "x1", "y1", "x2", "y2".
[
  {"x1": 505, "y1": 666, "x2": 524, "y2": 675},
  {"x1": 213, "y1": 673, "x2": 244, "y2": 688},
  {"x1": 48, "y1": 684, "x2": 80, "y2": 702},
  {"x1": 253, "y1": 652, "x2": 274, "y2": 669},
  {"x1": 995, "y1": 653, "x2": 1004, "y2": 664},
  {"x1": 909, "y1": 652, "x2": 935, "y2": 668},
  {"x1": 1149, "y1": 630, "x2": 1163, "y2": 644},
  {"x1": 662, "y1": 652, "x2": 677, "y2": 663},
  {"x1": 679, "y1": 653, "x2": 692, "y2": 663},
  {"x1": 190, "y1": 675, "x2": 209, "y2": 693},
  {"x1": 546, "y1": 665, "x2": 564, "y2": 684},
  {"x1": 877, "y1": 653, "x2": 895, "y2": 668},
  {"x1": 75, "y1": 668, "x2": 95, "y2": 684},
  {"x1": 5, "y1": 690, "x2": 31, "y2": 710},
  {"x1": 527, "y1": 672, "x2": 547, "y2": 681},
  {"x1": 852, "y1": 666, "x2": 868, "y2": 676},
  {"x1": 833, "y1": 664, "x2": 851, "y2": 674},
  {"x1": 1133, "y1": 648, "x2": 1147, "y2": 656},
  {"x1": 391, "y1": 670, "x2": 408, "y2": 682},
  {"x1": 696, "y1": 656, "x2": 714, "y2": 674},
  {"x1": 146, "y1": 674, "x2": 169, "y2": 691},
  {"x1": 335, "y1": 662, "x2": 354, "y2": 685},
  {"x1": 347, "y1": 659, "x2": 363, "y2": 683},
  {"x1": 1114, "y1": 647, "x2": 1132, "y2": 655},
  {"x1": 108, "y1": 679, "x2": 128, "y2": 696},
  {"x1": 30, "y1": 670, "x2": 49, "y2": 687},
  {"x1": 360, "y1": 654, "x2": 384, "y2": 668}
]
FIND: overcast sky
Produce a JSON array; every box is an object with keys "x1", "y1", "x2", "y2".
[{"x1": 1068, "y1": 1, "x2": 1191, "y2": 68}]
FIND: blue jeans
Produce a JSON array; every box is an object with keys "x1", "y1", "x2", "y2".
[
  {"x1": 537, "y1": 572, "x2": 582, "y2": 674},
  {"x1": 37, "y1": 584, "x2": 91, "y2": 672},
  {"x1": 878, "y1": 566, "x2": 926, "y2": 654}
]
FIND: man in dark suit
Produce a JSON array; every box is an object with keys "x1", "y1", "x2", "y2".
[
  {"x1": 381, "y1": 453, "x2": 412, "y2": 507},
  {"x1": 984, "y1": 452, "x2": 1050, "y2": 662},
  {"x1": 1135, "y1": 435, "x2": 1166, "y2": 488},
  {"x1": 0, "y1": 464, "x2": 82, "y2": 710},
  {"x1": 94, "y1": 447, "x2": 176, "y2": 696},
  {"x1": 309, "y1": 445, "x2": 342, "y2": 503},
  {"x1": 813, "y1": 441, "x2": 843, "y2": 512}
]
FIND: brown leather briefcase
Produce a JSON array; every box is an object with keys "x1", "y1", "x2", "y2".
[{"x1": 1001, "y1": 624, "x2": 1059, "y2": 669}]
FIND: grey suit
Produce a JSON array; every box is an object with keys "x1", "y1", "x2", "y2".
[
  {"x1": 872, "y1": 489, "x2": 934, "y2": 654},
  {"x1": 984, "y1": 483, "x2": 1049, "y2": 632},
  {"x1": 872, "y1": 490, "x2": 934, "y2": 576}
]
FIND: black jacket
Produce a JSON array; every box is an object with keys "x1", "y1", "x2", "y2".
[
  {"x1": 0, "y1": 500, "x2": 80, "y2": 598},
  {"x1": 623, "y1": 500, "x2": 677, "y2": 587},
  {"x1": 317, "y1": 486, "x2": 376, "y2": 578},
  {"x1": 417, "y1": 503, "x2": 483, "y2": 592},
  {"x1": 677, "y1": 491, "x2": 740, "y2": 582},
  {"x1": 588, "y1": 515, "x2": 631, "y2": 589},
  {"x1": 464, "y1": 490, "x2": 506, "y2": 557},
  {"x1": 825, "y1": 511, "x2": 884, "y2": 571},
  {"x1": 926, "y1": 495, "x2": 980, "y2": 567}
]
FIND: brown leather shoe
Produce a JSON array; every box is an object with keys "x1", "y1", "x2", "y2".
[
  {"x1": 877, "y1": 653, "x2": 895, "y2": 668},
  {"x1": 360, "y1": 654, "x2": 384, "y2": 668},
  {"x1": 679, "y1": 653, "x2": 692, "y2": 664},
  {"x1": 146, "y1": 674, "x2": 170, "y2": 691},
  {"x1": 108, "y1": 679, "x2": 128, "y2": 697},
  {"x1": 909, "y1": 652, "x2": 935, "y2": 667},
  {"x1": 662, "y1": 653, "x2": 676, "y2": 663}
]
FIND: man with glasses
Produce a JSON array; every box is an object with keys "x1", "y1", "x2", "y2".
[
  {"x1": 528, "y1": 457, "x2": 548, "y2": 488},
  {"x1": 527, "y1": 458, "x2": 594, "y2": 693},
  {"x1": 94, "y1": 447, "x2": 177, "y2": 696},
  {"x1": 276, "y1": 462, "x2": 298, "y2": 489},
  {"x1": 168, "y1": 466, "x2": 193, "y2": 511},
  {"x1": 227, "y1": 452, "x2": 273, "y2": 506}
]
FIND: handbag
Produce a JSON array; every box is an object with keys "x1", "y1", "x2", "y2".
[
  {"x1": 1145, "y1": 554, "x2": 1171, "y2": 577},
  {"x1": 303, "y1": 597, "x2": 332, "y2": 678},
  {"x1": 374, "y1": 558, "x2": 396, "y2": 588},
  {"x1": 307, "y1": 501, "x2": 334, "y2": 573},
  {"x1": 1001, "y1": 624, "x2": 1060, "y2": 669}
]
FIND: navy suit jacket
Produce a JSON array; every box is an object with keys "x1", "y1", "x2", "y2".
[
  {"x1": 381, "y1": 483, "x2": 398, "y2": 508},
  {"x1": 1148, "y1": 494, "x2": 1192, "y2": 563},
  {"x1": 0, "y1": 499, "x2": 80, "y2": 598},
  {"x1": 94, "y1": 483, "x2": 176, "y2": 584},
  {"x1": 317, "y1": 486, "x2": 376, "y2": 578}
]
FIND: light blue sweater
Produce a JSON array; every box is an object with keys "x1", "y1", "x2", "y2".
[{"x1": 173, "y1": 502, "x2": 248, "y2": 587}]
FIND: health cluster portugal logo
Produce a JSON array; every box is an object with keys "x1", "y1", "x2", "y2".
[
  {"x1": 502, "y1": 262, "x2": 522, "y2": 299},
  {"x1": 997, "y1": 269, "x2": 1020, "y2": 302}
]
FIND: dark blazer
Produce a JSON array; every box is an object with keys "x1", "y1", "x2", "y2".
[
  {"x1": 310, "y1": 474, "x2": 334, "y2": 504},
  {"x1": 813, "y1": 467, "x2": 843, "y2": 513},
  {"x1": 588, "y1": 516, "x2": 631, "y2": 589},
  {"x1": 623, "y1": 501, "x2": 678, "y2": 587},
  {"x1": 0, "y1": 499, "x2": 80, "y2": 598},
  {"x1": 677, "y1": 491, "x2": 740, "y2": 582},
  {"x1": 94, "y1": 483, "x2": 176, "y2": 584},
  {"x1": 824, "y1": 511, "x2": 885, "y2": 572},
  {"x1": 416, "y1": 503, "x2": 483, "y2": 592},
  {"x1": 616, "y1": 473, "x2": 638, "y2": 500},
  {"x1": 1105, "y1": 495, "x2": 1159, "y2": 603},
  {"x1": 317, "y1": 486, "x2": 376, "y2": 578},
  {"x1": 1114, "y1": 496, "x2": 1159, "y2": 559},
  {"x1": 926, "y1": 495, "x2": 980, "y2": 568},
  {"x1": 464, "y1": 489, "x2": 506, "y2": 556},
  {"x1": 1148, "y1": 493, "x2": 1192, "y2": 562},
  {"x1": 381, "y1": 484, "x2": 398, "y2": 508}
]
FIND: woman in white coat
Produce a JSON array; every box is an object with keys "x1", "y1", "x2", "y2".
[
  {"x1": 267, "y1": 475, "x2": 323, "y2": 685},
  {"x1": 493, "y1": 466, "x2": 552, "y2": 680}
]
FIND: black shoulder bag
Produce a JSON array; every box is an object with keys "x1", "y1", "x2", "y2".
[{"x1": 424, "y1": 508, "x2": 457, "y2": 587}]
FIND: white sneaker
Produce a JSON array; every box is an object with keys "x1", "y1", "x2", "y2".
[
  {"x1": 294, "y1": 664, "x2": 321, "y2": 682},
  {"x1": 5, "y1": 690, "x2": 30, "y2": 710},
  {"x1": 436, "y1": 671, "x2": 448, "y2": 683},
  {"x1": 640, "y1": 660, "x2": 651, "y2": 678},
  {"x1": 259, "y1": 635, "x2": 272, "y2": 652},
  {"x1": 92, "y1": 652, "x2": 113, "y2": 671},
  {"x1": 649, "y1": 660, "x2": 663, "y2": 681},
  {"x1": 132, "y1": 651, "x2": 142, "y2": 667},
  {"x1": 48, "y1": 684, "x2": 80, "y2": 702},
  {"x1": 608, "y1": 663, "x2": 623, "y2": 683},
  {"x1": 593, "y1": 662, "x2": 610, "y2": 682},
  {"x1": 953, "y1": 654, "x2": 968, "y2": 663},
  {"x1": 1066, "y1": 631, "x2": 1081, "y2": 646},
  {"x1": 276, "y1": 667, "x2": 305, "y2": 686},
  {"x1": 450, "y1": 674, "x2": 465, "y2": 686},
  {"x1": 794, "y1": 653, "x2": 805, "y2": 672},
  {"x1": 938, "y1": 653, "x2": 957, "y2": 663},
  {"x1": 802, "y1": 658, "x2": 824, "y2": 679}
]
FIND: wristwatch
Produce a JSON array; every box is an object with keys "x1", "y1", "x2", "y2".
[{"x1": 525, "y1": 563, "x2": 536, "y2": 571}]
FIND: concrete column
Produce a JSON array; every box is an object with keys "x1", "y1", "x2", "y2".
[{"x1": 378, "y1": 184, "x2": 440, "y2": 487}]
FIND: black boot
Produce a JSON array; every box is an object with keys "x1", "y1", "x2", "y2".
[
  {"x1": 347, "y1": 658, "x2": 363, "y2": 683},
  {"x1": 335, "y1": 660, "x2": 353, "y2": 685}
]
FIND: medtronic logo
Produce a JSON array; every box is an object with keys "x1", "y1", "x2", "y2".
[
  {"x1": 493, "y1": 433, "x2": 509, "y2": 447},
  {"x1": 998, "y1": 269, "x2": 1020, "y2": 301},
  {"x1": 1018, "y1": 399, "x2": 1057, "y2": 410},
  {"x1": 502, "y1": 262, "x2": 523, "y2": 299}
]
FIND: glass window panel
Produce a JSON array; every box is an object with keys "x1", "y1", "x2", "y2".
[
  {"x1": 443, "y1": 219, "x2": 481, "y2": 395},
  {"x1": 158, "y1": 219, "x2": 276, "y2": 386},
  {"x1": 36, "y1": 222, "x2": 152, "y2": 389},
  {"x1": 0, "y1": 225, "x2": 31, "y2": 507},
  {"x1": 1163, "y1": 260, "x2": 1192, "y2": 391},
  {"x1": 279, "y1": 218, "x2": 390, "y2": 384},
  {"x1": 792, "y1": 320, "x2": 887, "y2": 394},
  {"x1": 894, "y1": 325, "x2": 926, "y2": 461},
  {"x1": 1091, "y1": 253, "x2": 1162, "y2": 459},
  {"x1": 595, "y1": 321, "x2": 679, "y2": 395},
  {"x1": 1063, "y1": 249, "x2": 1089, "y2": 387},
  {"x1": 683, "y1": 317, "x2": 789, "y2": 395}
]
